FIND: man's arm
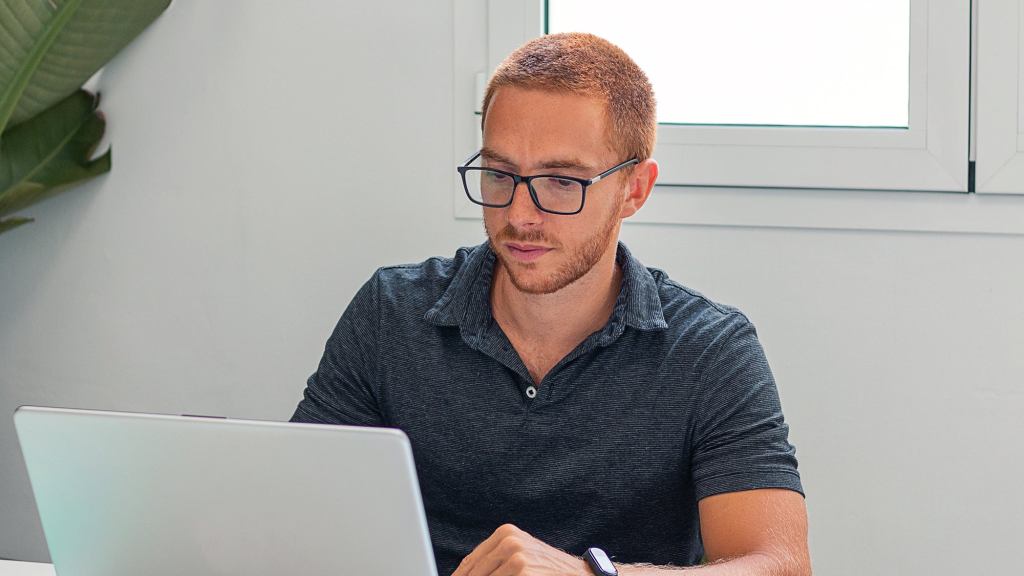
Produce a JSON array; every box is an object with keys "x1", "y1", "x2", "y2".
[
  {"x1": 620, "y1": 488, "x2": 810, "y2": 575},
  {"x1": 290, "y1": 273, "x2": 385, "y2": 426},
  {"x1": 449, "y1": 488, "x2": 809, "y2": 576}
]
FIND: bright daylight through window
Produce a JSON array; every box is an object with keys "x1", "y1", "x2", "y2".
[{"x1": 547, "y1": 0, "x2": 910, "y2": 128}]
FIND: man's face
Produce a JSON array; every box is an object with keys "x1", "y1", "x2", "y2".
[{"x1": 481, "y1": 87, "x2": 628, "y2": 295}]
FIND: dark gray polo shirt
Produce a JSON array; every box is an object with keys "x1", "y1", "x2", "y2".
[{"x1": 291, "y1": 242, "x2": 802, "y2": 575}]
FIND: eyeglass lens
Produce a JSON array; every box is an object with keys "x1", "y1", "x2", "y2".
[{"x1": 466, "y1": 170, "x2": 583, "y2": 213}]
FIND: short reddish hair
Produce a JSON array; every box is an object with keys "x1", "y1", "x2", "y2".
[{"x1": 481, "y1": 32, "x2": 657, "y2": 163}]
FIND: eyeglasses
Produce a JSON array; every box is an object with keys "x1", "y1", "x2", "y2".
[{"x1": 457, "y1": 150, "x2": 639, "y2": 215}]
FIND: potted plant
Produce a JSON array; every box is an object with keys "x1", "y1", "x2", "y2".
[{"x1": 0, "y1": 0, "x2": 171, "y2": 235}]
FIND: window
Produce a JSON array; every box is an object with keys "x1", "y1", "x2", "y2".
[
  {"x1": 548, "y1": 0, "x2": 911, "y2": 129},
  {"x1": 452, "y1": 0, "x2": 1024, "y2": 234},
  {"x1": 976, "y1": 0, "x2": 1024, "y2": 194}
]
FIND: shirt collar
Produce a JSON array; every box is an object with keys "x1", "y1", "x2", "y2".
[{"x1": 423, "y1": 241, "x2": 668, "y2": 338}]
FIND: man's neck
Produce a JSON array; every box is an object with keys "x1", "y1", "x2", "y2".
[{"x1": 490, "y1": 242, "x2": 623, "y2": 362}]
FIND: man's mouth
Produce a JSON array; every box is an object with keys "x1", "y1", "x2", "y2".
[{"x1": 505, "y1": 243, "x2": 552, "y2": 262}]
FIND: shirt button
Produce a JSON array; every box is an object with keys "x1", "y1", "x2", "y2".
[{"x1": 525, "y1": 386, "x2": 537, "y2": 399}]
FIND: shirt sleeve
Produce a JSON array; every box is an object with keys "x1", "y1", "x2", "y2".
[
  {"x1": 290, "y1": 272, "x2": 385, "y2": 427},
  {"x1": 690, "y1": 316, "x2": 803, "y2": 501}
]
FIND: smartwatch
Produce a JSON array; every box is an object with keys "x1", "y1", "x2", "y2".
[{"x1": 584, "y1": 547, "x2": 618, "y2": 576}]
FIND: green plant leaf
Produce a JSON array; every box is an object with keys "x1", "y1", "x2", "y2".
[
  {"x1": 0, "y1": 217, "x2": 33, "y2": 235},
  {"x1": 0, "y1": 0, "x2": 171, "y2": 135},
  {"x1": 0, "y1": 89, "x2": 110, "y2": 232}
]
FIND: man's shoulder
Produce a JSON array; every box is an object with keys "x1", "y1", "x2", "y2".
[
  {"x1": 646, "y1": 266, "x2": 753, "y2": 337},
  {"x1": 368, "y1": 244, "x2": 484, "y2": 307}
]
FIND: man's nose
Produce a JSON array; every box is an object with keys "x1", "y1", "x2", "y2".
[{"x1": 505, "y1": 181, "x2": 544, "y2": 227}]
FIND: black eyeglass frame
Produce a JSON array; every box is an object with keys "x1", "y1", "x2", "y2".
[{"x1": 457, "y1": 150, "x2": 640, "y2": 215}]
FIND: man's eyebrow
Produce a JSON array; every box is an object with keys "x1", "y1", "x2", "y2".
[
  {"x1": 480, "y1": 147, "x2": 595, "y2": 173},
  {"x1": 536, "y1": 158, "x2": 594, "y2": 172},
  {"x1": 479, "y1": 147, "x2": 517, "y2": 167}
]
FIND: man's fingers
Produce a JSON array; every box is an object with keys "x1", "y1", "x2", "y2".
[
  {"x1": 469, "y1": 534, "x2": 527, "y2": 576},
  {"x1": 453, "y1": 524, "x2": 523, "y2": 576},
  {"x1": 495, "y1": 549, "x2": 529, "y2": 575},
  {"x1": 453, "y1": 524, "x2": 587, "y2": 576}
]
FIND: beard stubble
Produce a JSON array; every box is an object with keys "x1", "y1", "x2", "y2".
[{"x1": 486, "y1": 202, "x2": 621, "y2": 295}]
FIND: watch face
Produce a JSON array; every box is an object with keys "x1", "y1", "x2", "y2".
[{"x1": 586, "y1": 548, "x2": 617, "y2": 576}]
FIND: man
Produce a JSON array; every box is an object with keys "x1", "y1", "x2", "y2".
[{"x1": 292, "y1": 33, "x2": 809, "y2": 576}]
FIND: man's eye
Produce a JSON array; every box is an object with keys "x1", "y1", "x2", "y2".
[
  {"x1": 553, "y1": 178, "x2": 576, "y2": 189},
  {"x1": 487, "y1": 172, "x2": 510, "y2": 182}
]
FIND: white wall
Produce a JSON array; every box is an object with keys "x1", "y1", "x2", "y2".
[{"x1": 1, "y1": 1, "x2": 1021, "y2": 573}]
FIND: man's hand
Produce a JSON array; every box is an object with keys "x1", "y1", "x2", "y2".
[{"x1": 452, "y1": 523, "x2": 590, "y2": 576}]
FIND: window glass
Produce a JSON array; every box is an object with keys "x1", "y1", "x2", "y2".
[{"x1": 547, "y1": 0, "x2": 910, "y2": 128}]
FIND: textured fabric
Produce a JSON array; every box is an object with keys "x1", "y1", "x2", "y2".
[{"x1": 291, "y1": 242, "x2": 802, "y2": 575}]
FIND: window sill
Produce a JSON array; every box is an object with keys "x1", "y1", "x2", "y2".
[{"x1": 453, "y1": 184, "x2": 1024, "y2": 236}]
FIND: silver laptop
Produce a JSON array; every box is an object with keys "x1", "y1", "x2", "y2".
[{"x1": 14, "y1": 406, "x2": 438, "y2": 576}]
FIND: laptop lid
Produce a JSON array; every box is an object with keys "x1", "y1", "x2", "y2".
[{"x1": 14, "y1": 406, "x2": 438, "y2": 576}]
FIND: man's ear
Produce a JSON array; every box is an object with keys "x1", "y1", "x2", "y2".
[{"x1": 619, "y1": 158, "x2": 658, "y2": 219}]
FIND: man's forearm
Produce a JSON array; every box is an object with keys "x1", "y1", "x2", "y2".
[{"x1": 618, "y1": 551, "x2": 810, "y2": 576}]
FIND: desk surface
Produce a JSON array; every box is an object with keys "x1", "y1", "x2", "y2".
[{"x1": 0, "y1": 560, "x2": 54, "y2": 576}]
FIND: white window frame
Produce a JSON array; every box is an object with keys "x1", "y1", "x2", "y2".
[
  {"x1": 976, "y1": 0, "x2": 1024, "y2": 194},
  {"x1": 452, "y1": 0, "x2": 1024, "y2": 235}
]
